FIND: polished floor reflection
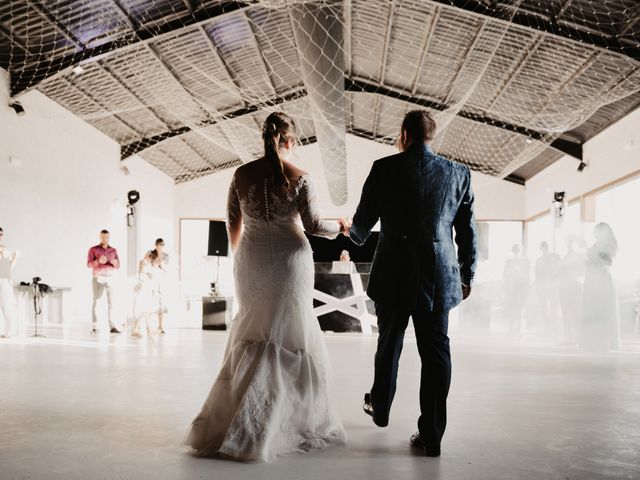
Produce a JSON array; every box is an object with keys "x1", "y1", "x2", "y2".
[{"x1": 1, "y1": 329, "x2": 639, "y2": 480}]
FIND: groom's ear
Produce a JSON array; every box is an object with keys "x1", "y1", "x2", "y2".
[{"x1": 398, "y1": 130, "x2": 407, "y2": 151}]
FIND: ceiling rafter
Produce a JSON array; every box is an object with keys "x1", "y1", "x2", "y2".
[
  {"x1": 498, "y1": 51, "x2": 602, "y2": 177},
  {"x1": 0, "y1": 25, "x2": 30, "y2": 54},
  {"x1": 173, "y1": 158, "x2": 244, "y2": 183},
  {"x1": 60, "y1": 76, "x2": 142, "y2": 138},
  {"x1": 111, "y1": 1, "x2": 250, "y2": 142},
  {"x1": 410, "y1": 6, "x2": 439, "y2": 96},
  {"x1": 25, "y1": 0, "x2": 85, "y2": 49},
  {"x1": 110, "y1": 0, "x2": 138, "y2": 32},
  {"x1": 96, "y1": 60, "x2": 171, "y2": 129},
  {"x1": 178, "y1": 137, "x2": 218, "y2": 170},
  {"x1": 10, "y1": 1, "x2": 250, "y2": 97},
  {"x1": 349, "y1": 77, "x2": 545, "y2": 140},
  {"x1": 143, "y1": 42, "x2": 214, "y2": 121},
  {"x1": 442, "y1": 19, "x2": 487, "y2": 104},
  {"x1": 197, "y1": 24, "x2": 246, "y2": 104},
  {"x1": 427, "y1": 0, "x2": 640, "y2": 61},
  {"x1": 120, "y1": 88, "x2": 307, "y2": 158},
  {"x1": 551, "y1": 0, "x2": 573, "y2": 25},
  {"x1": 242, "y1": 10, "x2": 278, "y2": 96},
  {"x1": 618, "y1": 4, "x2": 640, "y2": 37},
  {"x1": 181, "y1": 0, "x2": 196, "y2": 16},
  {"x1": 458, "y1": 33, "x2": 546, "y2": 149},
  {"x1": 155, "y1": 143, "x2": 198, "y2": 176},
  {"x1": 180, "y1": 130, "x2": 234, "y2": 168},
  {"x1": 378, "y1": 0, "x2": 395, "y2": 86},
  {"x1": 347, "y1": 77, "x2": 584, "y2": 160},
  {"x1": 483, "y1": 34, "x2": 546, "y2": 111}
]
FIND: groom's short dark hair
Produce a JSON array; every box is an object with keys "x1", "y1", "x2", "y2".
[{"x1": 402, "y1": 110, "x2": 436, "y2": 143}]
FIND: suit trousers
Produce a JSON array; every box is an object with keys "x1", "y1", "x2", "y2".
[
  {"x1": 92, "y1": 276, "x2": 116, "y2": 330},
  {"x1": 370, "y1": 302, "x2": 451, "y2": 447}
]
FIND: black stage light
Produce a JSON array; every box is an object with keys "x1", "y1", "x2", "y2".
[
  {"x1": 127, "y1": 190, "x2": 140, "y2": 205},
  {"x1": 9, "y1": 101, "x2": 25, "y2": 116},
  {"x1": 577, "y1": 161, "x2": 587, "y2": 172},
  {"x1": 553, "y1": 191, "x2": 566, "y2": 203}
]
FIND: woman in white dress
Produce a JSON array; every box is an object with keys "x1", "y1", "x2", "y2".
[
  {"x1": 0, "y1": 227, "x2": 18, "y2": 339},
  {"x1": 132, "y1": 251, "x2": 162, "y2": 337},
  {"x1": 580, "y1": 223, "x2": 620, "y2": 352},
  {"x1": 184, "y1": 112, "x2": 347, "y2": 461}
]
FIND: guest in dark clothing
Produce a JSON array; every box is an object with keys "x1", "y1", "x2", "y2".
[{"x1": 503, "y1": 243, "x2": 530, "y2": 334}]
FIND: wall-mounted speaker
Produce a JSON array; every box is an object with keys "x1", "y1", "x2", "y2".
[{"x1": 207, "y1": 220, "x2": 229, "y2": 257}]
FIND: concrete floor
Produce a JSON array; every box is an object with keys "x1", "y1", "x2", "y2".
[{"x1": 1, "y1": 329, "x2": 639, "y2": 480}]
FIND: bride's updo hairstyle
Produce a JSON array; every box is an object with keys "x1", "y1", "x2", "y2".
[{"x1": 262, "y1": 111, "x2": 298, "y2": 190}]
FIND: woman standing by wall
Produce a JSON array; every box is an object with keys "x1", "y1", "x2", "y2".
[{"x1": 580, "y1": 223, "x2": 620, "y2": 352}]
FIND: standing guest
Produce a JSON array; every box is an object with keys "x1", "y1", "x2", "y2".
[
  {"x1": 131, "y1": 250, "x2": 162, "y2": 338},
  {"x1": 535, "y1": 241, "x2": 561, "y2": 334},
  {"x1": 339, "y1": 250, "x2": 351, "y2": 262},
  {"x1": 149, "y1": 238, "x2": 169, "y2": 334},
  {"x1": 580, "y1": 223, "x2": 620, "y2": 352},
  {"x1": 558, "y1": 236, "x2": 585, "y2": 346},
  {"x1": 503, "y1": 244, "x2": 530, "y2": 335},
  {"x1": 0, "y1": 227, "x2": 19, "y2": 338},
  {"x1": 87, "y1": 229, "x2": 121, "y2": 334}
]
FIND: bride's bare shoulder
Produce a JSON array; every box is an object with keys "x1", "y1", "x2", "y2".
[{"x1": 283, "y1": 161, "x2": 308, "y2": 179}]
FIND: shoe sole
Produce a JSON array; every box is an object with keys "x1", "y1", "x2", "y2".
[
  {"x1": 363, "y1": 393, "x2": 389, "y2": 428},
  {"x1": 410, "y1": 437, "x2": 440, "y2": 457}
]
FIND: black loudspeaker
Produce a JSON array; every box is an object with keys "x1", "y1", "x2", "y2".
[
  {"x1": 202, "y1": 296, "x2": 231, "y2": 330},
  {"x1": 208, "y1": 221, "x2": 229, "y2": 257}
]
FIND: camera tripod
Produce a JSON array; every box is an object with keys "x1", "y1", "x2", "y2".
[{"x1": 31, "y1": 282, "x2": 46, "y2": 338}]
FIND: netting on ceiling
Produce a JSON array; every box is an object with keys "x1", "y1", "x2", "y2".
[{"x1": 1, "y1": 0, "x2": 639, "y2": 201}]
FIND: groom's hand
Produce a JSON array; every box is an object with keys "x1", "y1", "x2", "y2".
[{"x1": 461, "y1": 283, "x2": 471, "y2": 300}]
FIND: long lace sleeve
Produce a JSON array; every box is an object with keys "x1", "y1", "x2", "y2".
[
  {"x1": 297, "y1": 176, "x2": 341, "y2": 239},
  {"x1": 227, "y1": 175, "x2": 242, "y2": 247}
]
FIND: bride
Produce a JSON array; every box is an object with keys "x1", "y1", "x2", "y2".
[{"x1": 184, "y1": 112, "x2": 348, "y2": 461}]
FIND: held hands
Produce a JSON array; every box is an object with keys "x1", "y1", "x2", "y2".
[
  {"x1": 98, "y1": 255, "x2": 108, "y2": 265},
  {"x1": 339, "y1": 217, "x2": 353, "y2": 236},
  {"x1": 461, "y1": 283, "x2": 471, "y2": 300}
]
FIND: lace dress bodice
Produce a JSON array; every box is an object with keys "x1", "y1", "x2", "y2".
[{"x1": 227, "y1": 173, "x2": 340, "y2": 238}]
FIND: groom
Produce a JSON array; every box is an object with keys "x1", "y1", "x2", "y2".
[{"x1": 346, "y1": 110, "x2": 478, "y2": 457}]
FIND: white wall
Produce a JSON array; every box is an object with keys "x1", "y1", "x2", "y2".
[
  {"x1": 175, "y1": 134, "x2": 525, "y2": 221},
  {"x1": 0, "y1": 69, "x2": 176, "y2": 324},
  {"x1": 524, "y1": 106, "x2": 640, "y2": 219}
]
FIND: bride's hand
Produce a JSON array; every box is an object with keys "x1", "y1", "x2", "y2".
[{"x1": 339, "y1": 217, "x2": 352, "y2": 235}]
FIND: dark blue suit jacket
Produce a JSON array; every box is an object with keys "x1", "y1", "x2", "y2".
[{"x1": 349, "y1": 143, "x2": 478, "y2": 312}]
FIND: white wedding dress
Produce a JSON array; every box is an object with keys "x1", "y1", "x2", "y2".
[{"x1": 184, "y1": 170, "x2": 346, "y2": 461}]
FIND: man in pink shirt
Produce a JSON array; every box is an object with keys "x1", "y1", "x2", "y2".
[{"x1": 87, "y1": 229, "x2": 121, "y2": 334}]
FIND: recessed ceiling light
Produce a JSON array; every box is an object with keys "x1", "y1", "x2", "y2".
[{"x1": 72, "y1": 65, "x2": 85, "y2": 75}]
